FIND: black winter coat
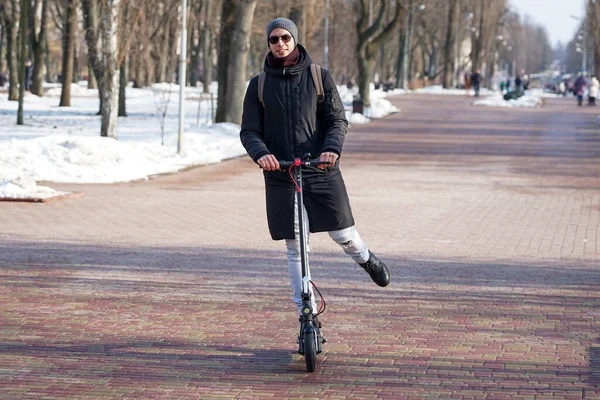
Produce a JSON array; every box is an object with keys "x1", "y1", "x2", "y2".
[{"x1": 240, "y1": 45, "x2": 354, "y2": 240}]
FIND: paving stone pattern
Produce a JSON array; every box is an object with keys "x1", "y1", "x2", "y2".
[{"x1": 0, "y1": 94, "x2": 599, "y2": 399}]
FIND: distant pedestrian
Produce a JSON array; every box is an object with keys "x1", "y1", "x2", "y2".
[
  {"x1": 471, "y1": 69, "x2": 482, "y2": 97},
  {"x1": 499, "y1": 80, "x2": 506, "y2": 93},
  {"x1": 0, "y1": 71, "x2": 6, "y2": 87},
  {"x1": 505, "y1": 78, "x2": 511, "y2": 93},
  {"x1": 515, "y1": 75, "x2": 522, "y2": 92},
  {"x1": 588, "y1": 76, "x2": 599, "y2": 106},
  {"x1": 25, "y1": 60, "x2": 33, "y2": 91},
  {"x1": 559, "y1": 81, "x2": 566, "y2": 96},
  {"x1": 522, "y1": 73, "x2": 530, "y2": 91},
  {"x1": 574, "y1": 73, "x2": 586, "y2": 106}
]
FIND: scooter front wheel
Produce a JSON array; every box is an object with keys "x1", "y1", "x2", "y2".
[{"x1": 304, "y1": 331, "x2": 317, "y2": 372}]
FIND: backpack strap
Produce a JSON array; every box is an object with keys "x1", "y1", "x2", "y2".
[
  {"x1": 310, "y1": 63, "x2": 324, "y2": 104},
  {"x1": 258, "y1": 71, "x2": 266, "y2": 106}
]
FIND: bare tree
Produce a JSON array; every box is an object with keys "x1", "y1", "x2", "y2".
[
  {"x1": 442, "y1": 0, "x2": 459, "y2": 88},
  {"x1": 17, "y1": 0, "x2": 29, "y2": 124},
  {"x1": 2, "y1": 0, "x2": 20, "y2": 100},
  {"x1": 215, "y1": 0, "x2": 233, "y2": 122},
  {"x1": 201, "y1": 0, "x2": 214, "y2": 93},
  {"x1": 216, "y1": 0, "x2": 256, "y2": 123},
  {"x1": 59, "y1": 0, "x2": 77, "y2": 106},
  {"x1": 81, "y1": 0, "x2": 120, "y2": 138},
  {"x1": 355, "y1": 0, "x2": 402, "y2": 107},
  {"x1": 588, "y1": 0, "x2": 600, "y2": 76},
  {"x1": 29, "y1": 0, "x2": 49, "y2": 96}
]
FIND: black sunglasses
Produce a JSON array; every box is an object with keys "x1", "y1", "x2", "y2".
[{"x1": 269, "y1": 34, "x2": 292, "y2": 45}]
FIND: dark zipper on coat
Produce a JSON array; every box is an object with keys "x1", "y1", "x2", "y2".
[{"x1": 286, "y1": 72, "x2": 295, "y2": 160}]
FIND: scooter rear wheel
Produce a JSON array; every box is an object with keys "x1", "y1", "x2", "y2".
[{"x1": 304, "y1": 331, "x2": 317, "y2": 372}]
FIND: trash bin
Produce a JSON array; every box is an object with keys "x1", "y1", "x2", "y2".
[{"x1": 352, "y1": 96, "x2": 364, "y2": 114}]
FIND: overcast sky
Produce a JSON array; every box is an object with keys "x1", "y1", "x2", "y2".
[{"x1": 509, "y1": 0, "x2": 585, "y2": 46}]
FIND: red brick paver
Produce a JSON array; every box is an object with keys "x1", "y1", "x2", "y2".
[{"x1": 0, "y1": 94, "x2": 598, "y2": 399}]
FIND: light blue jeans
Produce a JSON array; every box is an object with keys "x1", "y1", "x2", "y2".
[{"x1": 285, "y1": 198, "x2": 370, "y2": 315}]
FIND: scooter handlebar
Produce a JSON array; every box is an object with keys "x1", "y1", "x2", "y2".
[{"x1": 278, "y1": 159, "x2": 330, "y2": 168}]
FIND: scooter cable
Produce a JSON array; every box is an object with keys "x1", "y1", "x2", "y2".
[{"x1": 311, "y1": 280, "x2": 326, "y2": 316}]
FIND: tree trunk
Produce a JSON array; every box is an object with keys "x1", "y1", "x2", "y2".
[
  {"x1": 44, "y1": 32, "x2": 54, "y2": 83},
  {"x1": 82, "y1": 0, "x2": 120, "y2": 138},
  {"x1": 60, "y1": 0, "x2": 77, "y2": 107},
  {"x1": 442, "y1": 0, "x2": 459, "y2": 88},
  {"x1": 30, "y1": 0, "x2": 49, "y2": 96},
  {"x1": 17, "y1": 0, "x2": 30, "y2": 125},
  {"x1": 82, "y1": 0, "x2": 103, "y2": 112},
  {"x1": 215, "y1": 0, "x2": 235, "y2": 122},
  {"x1": 289, "y1": 3, "x2": 304, "y2": 44},
  {"x1": 157, "y1": 17, "x2": 170, "y2": 82},
  {"x1": 4, "y1": 5, "x2": 19, "y2": 100},
  {"x1": 223, "y1": 0, "x2": 257, "y2": 124},
  {"x1": 118, "y1": 54, "x2": 127, "y2": 116},
  {"x1": 88, "y1": 58, "x2": 97, "y2": 88},
  {"x1": 72, "y1": 44, "x2": 79, "y2": 83},
  {"x1": 0, "y1": 25, "x2": 5, "y2": 73},
  {"x1": 592, "y1": 0, "x2": 600, "y2": 76},
  {"x1": 471, "y1": 0, "x2": 485, "y2": 72},
  {"x1": 99, "y1": 0, "x2": 120, "y2": 138},
  {"x1": 357, "y1": 56, "x2": 372, "y2": 107},
  {"x1": 202, "y1": 0, "x2": 213, "y2": 94},
  {"x1": 356, "y1": 0, "x2": 402, "y2": 106},
  {"x1": 189, "y1": 22, "x2": 200, "y2": 86},
  {"x1": 166, "y1": 18, "x2": 178, "y2": 83},
  {"x1": 395, "y1": 28, "x2": 405, "y2": 88}
]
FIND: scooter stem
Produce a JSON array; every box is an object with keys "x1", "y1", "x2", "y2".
[{"x1": 295, "y1": 161, "x2": 311, "y2": 299}]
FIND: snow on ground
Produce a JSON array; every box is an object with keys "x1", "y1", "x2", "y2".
[
  {"x1": 0, "y1": 78, "x2": 554, "y2": 200},
  {"x1": 473, "y1": 91, "x2": 544, "y2": 108},
  {"x1": 413, "y1": 85, "x2": 493, "y2": 96},
  {"x1": 0, "y1": 81, "x2": 400, "y2": 199}
]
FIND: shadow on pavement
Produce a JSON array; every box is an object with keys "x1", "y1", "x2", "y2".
[{"x1": 0, "y1": 239, "x2": 598, "y2": 395}]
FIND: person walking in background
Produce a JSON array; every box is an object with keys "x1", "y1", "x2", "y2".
[
  {"x1": 240, "y1": 18, "x2": 390, "y2": 334},
  {"x1": 515, "y1": 75, "x2": 522, "y2": 92},
  {"x1": 470, "y1": 69, "x2": 482, "y2": 97},
  {"x1": 559, "y1": 80, "x2": 566, "y2": 96},
  {"x1": 574, "y1": 73, "x2": 586, "y2": 106},
  {"x1": 522, "y1": 73, "x2": 530, "y2": 92},
  {"x1": 588, "y1": 76, "x2": 599, "y2": 106},
  {"x1": 24, "y1": 60, "x2": 33, "y2": 91}
]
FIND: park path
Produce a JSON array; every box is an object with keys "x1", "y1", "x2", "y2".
[{"x1": 0, "y1": 93, "x2": 599, "y2": 399}]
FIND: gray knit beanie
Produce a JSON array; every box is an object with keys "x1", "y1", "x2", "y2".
[{"x1": 266, "y1": 17, "x2": 299, "y2": 47}]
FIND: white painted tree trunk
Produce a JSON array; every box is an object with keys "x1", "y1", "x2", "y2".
[{"x1": 100, "y1": 0, "x2": 120, "y2": 139}]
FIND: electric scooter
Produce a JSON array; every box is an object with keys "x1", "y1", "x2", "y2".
[{"x1": 278, "y1": 154, "x2": 328, "y2": 372}]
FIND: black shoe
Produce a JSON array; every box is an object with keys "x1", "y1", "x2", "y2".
[{"x1": 359, "y1": 251, "x2": 390, "y2": 287}]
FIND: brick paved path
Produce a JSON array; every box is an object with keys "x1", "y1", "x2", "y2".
[{"x1": 1, "y1": 94, "x2": 599, "y2": 399}]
